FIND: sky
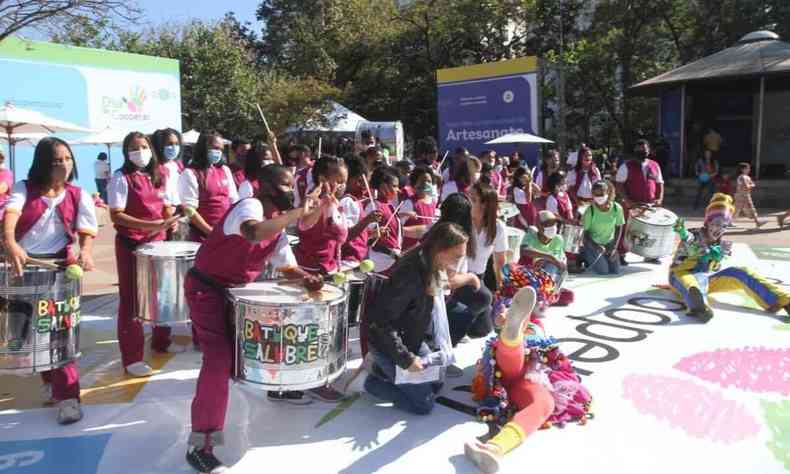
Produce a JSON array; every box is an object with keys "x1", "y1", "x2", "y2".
[{"x1": 133, "y1": 0, "x2": 261, "y2": 30}]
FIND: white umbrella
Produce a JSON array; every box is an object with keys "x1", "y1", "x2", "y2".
[
  {"x1": 485, "y1": 132, "x2": 554, "y2": 145},
  {"x1": 70, "y1": 127, "x2": 130, "y2": 171},
  {"x1": 0, "y1": 103, "x2": 95, "y2": 179},
  {"x1": 1, "y1": 132, "x2": 48, "y2": 146}
]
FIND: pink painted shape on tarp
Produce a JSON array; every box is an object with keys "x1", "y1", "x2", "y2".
[
  {"x1": 622, "y1": 374, "x2": 760, "y2": 443},
  {"x1": 673, "y1": 347, "x2": 790, "y2": 396}
]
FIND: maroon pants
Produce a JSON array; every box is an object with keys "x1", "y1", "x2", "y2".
[
  {"x1": 115, "y1": 235, "x2": 172, "y2": 368},
  {"x1": 186, "y1": 275, "x2": 232, "y2": 434},
  {"x1": 40, "y1": 362, "x2": 80, "y2": 401}
]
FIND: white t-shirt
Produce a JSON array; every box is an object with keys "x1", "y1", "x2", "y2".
[
  {"x1": 108, "y1": 170, "x2": 175, "y2": 210},
  {"x1": 363, "y1": 200, "x2": 402, "y2": 273},
  {"x1": 513, "y1": 187, "x2": 529, "y2": 205},
  {"x1": 222, "y1": 198, "x2": 296, "y2": 270},
  {"x1": 567, "y1": 170, "x2": 594, "y2": 199},
  {"x1": 163, "y1": 161, "x2": 182, "y2": 206},
  {"x1": 178, "y1": 166, "x2": 239, "y2": 209},
  {"x1": 238, "y1": 179, "x2": 255, "y2": 199},
  {"x1": 6, "y1": 181, "x2": 98, "y2": 255},
  {"x1": 546, "y1": 193, "x2": 570, "y2": 215},
  {"x1": 339, "y1": 195, "x2": 362, "y2": 228},
  {"x1": 94, "y1": 160, "x2": 111, "y2": 180},
  {"x1": 440, "y1": 180, "x2": 459, "y2": 202},
  {"x1": 467, "y1": 219, "x2": 508, "y2": 274},
  {"x1": 615, "y1": 161, "x2": 664, "y2": 184}
]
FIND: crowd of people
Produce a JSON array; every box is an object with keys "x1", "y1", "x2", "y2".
[{"x1": 2, "y1": 130, "x2": 789, "y2": 474}]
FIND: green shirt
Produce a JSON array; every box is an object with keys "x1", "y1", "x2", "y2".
[
  {"x1": 522, "y1": 229, "x2": 566, "y2": 262},
  {"x1": 582, "y1": 202, "x2": 625, "y2": 245}
]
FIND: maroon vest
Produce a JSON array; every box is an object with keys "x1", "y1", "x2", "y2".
[
  {"x1": 116, "y1": 171, "x2": 168, "y2": 243},
  {"x1": 552, "y1": 192, "x2": 574, "y2": 221},
  {"x1": 189, "y1": 166, "x2": 232, "y2": 241},
  {"x1": 15, "y1": 181, "x2": 81, "y2": 262},
  {"x1": 376, "y1": 197, "x2": 401, "y2": 251},
  {"x1": 402, "y1": 197, "x2": 436, "y2": 250},
  {"x1": 624, "y1": 159, "x2": 659, "y2": 204},
  {"x1": 296, "y1": 166, "x2": 312, "y2": 202},
  {"x1": 295, "y1": 207, "x2": 348, "y2": 274},
  {"x1": 340, "y1": 194, "x2": 369, "y2": 263},
  {"x1": 571, "y1": 166, "x2": 601, "y2": 199},
  {"x1": 193, "y1": 199, "x2": 281, "y2": 286}
]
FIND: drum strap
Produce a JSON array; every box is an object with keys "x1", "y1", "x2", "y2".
[
  {"x1": 187, "y1": 267, "x2": 228, "y2": 295},
  {"x1": 372, "y1": 244, "x2": 401, "y2": 261}
]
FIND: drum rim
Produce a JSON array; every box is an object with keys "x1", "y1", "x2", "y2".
[{"x1": 228, "y1": 282, "x2": 347, "y2": 306}]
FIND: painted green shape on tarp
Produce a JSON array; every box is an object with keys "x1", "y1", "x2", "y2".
[
  {"x1": 762, "y1": 399, "x2": 790, "y2": 470},
  {"x1": 315, "y1": 393, "x2": 360, "y2": 428}
]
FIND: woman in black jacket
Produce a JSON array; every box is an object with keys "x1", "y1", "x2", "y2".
[{"x1": 365, "y1": 222, "x2": 469, "y2": 415}]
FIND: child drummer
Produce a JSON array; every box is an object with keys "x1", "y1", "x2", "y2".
[
  {"x1": 184, "y1": 164, "x2": 329, "y2": 473},
  {"x1": 3, "y1": 137, "x2": 98, "y2": 425}
]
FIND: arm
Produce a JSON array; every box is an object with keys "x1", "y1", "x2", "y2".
[
  {"x1": 492, "y1": 251, "x2": 506, "y2": 288},
  {"x1": 3, "y1": 211, "x2": 27, "y2": 276},
  {"x1": 522, "y1": 248, "x2": 566, "y2": 270},
  {"x1": 654, "y1": 182, "x2": 664, "y2": 206},
  {"x1": 241, "y1": 207, "x2": 305, "y2": 243},
  {"x1": 78, "y1": 233, "x2": 95, "y2": 270}
]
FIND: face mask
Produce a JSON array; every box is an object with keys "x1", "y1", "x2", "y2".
[
  {"x1": 494, "y1": 165, "x2": 503, "y2": 173},
  {"x1": 542, "y1": 226, "x2": 557, "y2": 238},
  {"x1": 594, "y1": 195, "x2": 608, "y2": 205},
  {"x1": 271, "y1": 189, "x2": 295, "y2": 211},
  {"x1": 163, "y1": 145, "x2": 180, "y2": 161},
  {"x1": 129, "y1": 149, "x2": 152, "y2": 168},
  {"x1": 418, "y1": 183, "x2": 433, "y2": 195},
  {"x1": 207, "y1": 149, "x2": 223, "y2": 165}
]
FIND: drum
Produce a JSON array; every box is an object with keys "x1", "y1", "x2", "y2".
[
  {"x1": 533, "y1": 259, "x2": 568, "y2": 295},
  {"x1": 0, "y1": 265, "x2": 81, "y2": 374},
  {"x1": 498, "y1": 202, "x2": 519, "y2": 221},
  {"x1": 505, "y1": 226, "x2": 526, "y2": 264},
  {"x1": 625, "y1": 207, "x2": 678, "y2": 259},
  {"x1": 229, "y1": 281, "x2": 348, "y2": 391},
  {"x1": 135, "y1": 241, "x2": 200, "y2": 324},
  {"x1": 169, "y1": 217, "x2": 191, "y2": 241},
  {"x1": 561, "y1": 223, "x2": 584, "y2": 254},
  {"x1": 345, "y1": 271, "x2": 366, "y2": 327},
  {"x1": 258, "y1": 235, "x2": 300, "y2": 281}
]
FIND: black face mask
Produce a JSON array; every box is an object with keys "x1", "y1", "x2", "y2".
[
  {"x1": 271, "y1": 190, "x2": 295, "y2": 211},
  {"x1": 636, "y1": 149, "x2": 649, "y2": 160}
]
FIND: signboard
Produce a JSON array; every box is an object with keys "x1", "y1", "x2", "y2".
[
  {"x1": 0, "y1": 37, "x2": 181, "y2": 192},
  {"x1": 437, "y1": 57, "x2": 539, "y2": 165}
]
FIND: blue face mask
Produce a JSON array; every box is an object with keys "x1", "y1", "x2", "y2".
[
  {"x1": 163, "y1": 145, "x2": 180, "y2": 161},
  {"x1": 207, "y1": 149, "x2": 223, "y2": 165}
]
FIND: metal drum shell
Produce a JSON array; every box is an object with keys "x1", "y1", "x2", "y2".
[
  {"x1": 505, "y1": 226, "x2": 526, "y2": 264},
  {"x1": 345, "y1": 272, "x2": 366, "y2": 327},
  {"x1": 0, "y1": 266, "x2": 81, "y2": 375},
  {"x1": 626, "y1": 207, "x2": 678, "y2": 259},
  {"x1": 169, "y1": 217, "x2": 191, "y2": 241},
  {"x1": 135, "y1": 242, "x2": 200, "y2": 325},
  {"x1": 230, "y1": 282, "x2": 348, "y2": 392},
  {"x1": 561, "y1": 223, "x2": 584, "y2": 254}
]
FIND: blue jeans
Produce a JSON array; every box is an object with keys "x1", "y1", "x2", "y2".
[
  {"x1": 582, "y1": 242, "x2": 621, "y2": 275},
  {"x1": 95, "y1": 179, "x2": 108, "y2": 203},
  {"x1": 363, "y1": 349, "x2": 441, "y2": 415}
]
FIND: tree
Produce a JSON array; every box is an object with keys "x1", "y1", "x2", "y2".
[{"x1": 0, "y1": 0, "x2": 140, "y2": 43}]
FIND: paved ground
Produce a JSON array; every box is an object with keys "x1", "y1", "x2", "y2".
[{"x1": 1, "y1": 205, "x2": 789, "y2": 473}]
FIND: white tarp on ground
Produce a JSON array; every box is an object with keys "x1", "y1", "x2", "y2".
[{"x1": 1, "y1": 244, "x2": 789, "y2": 474}]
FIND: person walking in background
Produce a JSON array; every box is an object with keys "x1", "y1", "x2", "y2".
[
  {"x1": 733, "y1": 162, "x2": 765, "y2": 228},
  {"x1": 693, "y1": 151, "x2": 718, "y2": 209},
  {"x1": 94, "y1": 152, "x2": 111, "y2": 203}
]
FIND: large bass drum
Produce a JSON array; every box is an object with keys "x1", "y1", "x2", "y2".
[
  {"x1": 135, "y1": 241, "x2": 200, "y2": 324},
  {"x1": 229, "y1": 281, "x2": 347, "y2": 391},
  {"x1": 625, "y1": 207, "x2": 678, "y2": 259},
  {"x1": 0, "y1": 265, "x2": 81, "y2": 374}
]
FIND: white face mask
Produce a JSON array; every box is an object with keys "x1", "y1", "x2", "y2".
[
  {"x1": 129, "y1": 149, "x2": 152, "y2": 168},
  {"x1": 593, "y1": 195, "x2": 609, "y2": 205},
  {"x1": 542, "y1": 226, "x2": 557, "y2": 238}
]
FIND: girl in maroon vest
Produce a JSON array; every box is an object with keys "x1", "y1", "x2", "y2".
[
  {"x1": 294, "y1": 155, "x2": 349, "y2": 274},
  {"x1": 567, "y1": 146, "x2": 601, "y2": 207},
  {"x1": 178, "y1": 131, "x2": 239, "y2": 243},
  {"x1": 184, "y1": 164, "x2": 327, "y2": 472},
  {"x1": 152, "y1": 128, "x2": 184, "y2": 208},
  {"x1": 228, "y1": 137, "x2": 251, "y2": 188},
  {"x1": 109, "y1": 132, "x2": 184, "y2": 378},
  {"x1": 291, "y1": 144, "x2": 315, "y2": 207},
  {"x1": 533, "y1": 150, "x2": 560, "y2": 197},
  {"x1": 238, "y1": 138, "x2": 283, "y2": 199},
  {"x1": 366, "y1": 166, "x2": 402, "y2": 272},
  {"x1": 545, "y1": 172, "x2": 576, "y2": 224},
  {"x1": 4, "y1": 137, "x2": 98, "y2": 424},
  {"x1": 508, "y1": 166, "x2": 538, "y2": 229},
  {"x1": 401, "y1": 166, "x2": 438, "y2": 251},
  {"x1": 339, "y1": 156, "x2": 382, "y2": 266}
]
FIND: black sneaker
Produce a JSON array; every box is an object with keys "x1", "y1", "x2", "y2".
[
  {"x1": 687, "y1": 287, "x2": 714, "y2": 323},
  {"x1": 186, "y1": 447, "x2": 227, "y2": 473},
  {"x1": 644, "y1": 258, "x2": 661, "y2": 265},
  {"x1": 267, "y1": 390, "x2": 312, "y2": 405}
]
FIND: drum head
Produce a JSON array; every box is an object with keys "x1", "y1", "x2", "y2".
[
  {"x1": 228, "y1": 281, "x2": 345, "y2": 305},
  {"x1": 633, "y1": 207, "x2": 677, "y2": 226},
  {"x1": 506, "y1": 226, "x2": 526, "y2": 240},
  {"x1": 135, "y1": 241, "x2": 200, "y2": 258}
]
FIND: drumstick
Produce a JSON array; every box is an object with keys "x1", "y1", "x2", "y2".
[
  {"x1": 26, "y1": 258, "x2": 62, "y2": 271},
  {"x1": 370, "y1": 200, "x2": 406, "y2": 249},
  {"x1": 146, "y1": 213, "x2": 183, "y2": 238},
  {"x1": 437, "y1": 150, "x2": 450, "y2": 170},
  {"x1": 317, "y1": 137, "x2": 322, "y2": 160},
  {"x1": 255, "y1": 103, "x2": 272, "y2": 134},
  {"x1": 361, "y1": 174, "x2": 380, "y2": 234}
]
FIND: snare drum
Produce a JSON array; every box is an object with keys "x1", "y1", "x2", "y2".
[
  {"x1": 259, "y1": 235, "x2": 299, "y2": 281},
  {"x1": 229, "y1": 281, "x2": 348, "y2": 391},
  {"x1": 0, "y1": 265, "x2": 81, "y2": 374},
  {"x1": 135, "y1": 241, "x2": 200, "y2": 324},
  {"x1": 561, "y1": 223, "x2": 584, "y2": 254},
  {"x1": 505, "y1": 226, "x2": 526, "y2": 263},
  {"x1": 345, "y1": 271, "x2": 366, "y2": 327},
  {"x1": 498, "y1": 202, "x2": 519, "y2": 221},
  {"x1": 533, "y1": 259, "x2": 567, "y2": 294},
  {"x1": 625, "y1": 207, "x2": 678, "y2": 259}
]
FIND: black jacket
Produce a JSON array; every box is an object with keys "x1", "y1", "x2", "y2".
[{"x1": 366, "y1": 248, "x2": 435, "y2": 369}]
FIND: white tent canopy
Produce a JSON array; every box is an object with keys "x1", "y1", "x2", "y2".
[
  {"x1": 485, "y1": 132, "x2": 554, "y2": 145},
  {"x1": 286, "y1": 101, "x2": 367, "y2": 133}
]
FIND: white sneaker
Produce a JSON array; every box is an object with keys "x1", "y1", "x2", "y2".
[
  {"x1": 126, "y1": 361, "x2": 154, "y2": 378},
  {"x1": 41, "y1": 383, "x2": 54, "y2": 405},
  {"x1": 56, "y1": 398, "x2": 83, "y2": 425},
  {"x1": 166, "y1": 342, "x2": 188, "y2": 354}
]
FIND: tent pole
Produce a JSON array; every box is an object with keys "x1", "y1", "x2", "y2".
[
  {"x1": 106, "y1": 143, "x2": 112, "y2": 172},
  {"x1": 679, "y1": 84, "x2": 686, "y2": 177},
  {"x1": 755, "y1": 76, "x2": 765, "y2": 179}
]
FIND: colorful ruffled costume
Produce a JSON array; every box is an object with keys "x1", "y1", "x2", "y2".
[
  {"x1": 670, "y1": 194, "x2": 790, "y2": 321},
  {"x1": 469, "y1": 264, "x2": 592, "y2": 459},
  {"x1": 494, "y1": 261, "x2": 560, "y2": 320}
]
